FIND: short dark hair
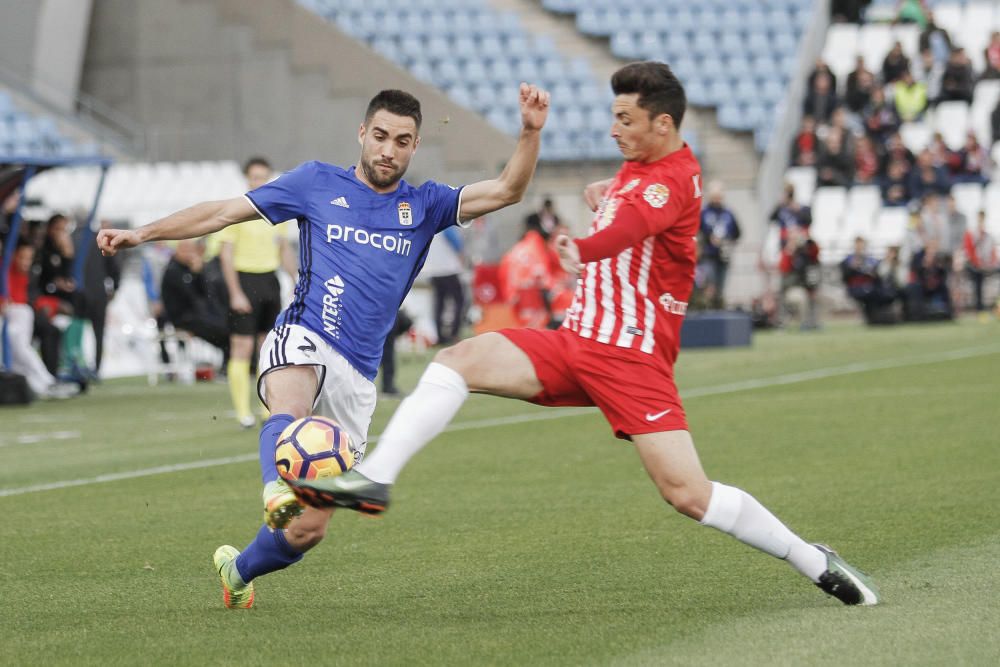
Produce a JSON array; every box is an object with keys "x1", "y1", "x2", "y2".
[
  {"x1": 365, "y1": 89, "x2": 422, "y2": 131},
  {"x1": 611, "y1": 61, "x2": 686, "y2": 128},
  {"x1": 243, "y1": 156, "x2": 271, "y2": 175}
]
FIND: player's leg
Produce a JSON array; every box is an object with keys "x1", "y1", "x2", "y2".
[
  {"x1": 287, "y1": 331, "x2": 545, "y2": 511},
  {"x1": 228, "y1": 332, "x2": 256, "y2": 427},
  {"x1": 633, "y1": 430, "x2": 879, "y2": 605},
  {"x1": 214, "y1": 363, "x2": 319, "y2": 608}
]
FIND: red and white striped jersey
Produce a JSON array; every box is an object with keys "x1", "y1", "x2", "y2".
[{"x1": 562, "y1": 145, "x2": 702, "y2": 364}]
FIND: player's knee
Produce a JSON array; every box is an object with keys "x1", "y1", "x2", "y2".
[
  {"x1": 286, "y1": 521, "x2": 327, "y2": 551},
  {"x1": 660, "y1": 486, "x2": 708, "y2": 521},
  {"x1": 432, "y1": 340, "x2": 475, "y2": 376}
]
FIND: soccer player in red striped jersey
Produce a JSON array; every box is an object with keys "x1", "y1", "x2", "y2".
[{"x1": 289, "y1": 62, "x2": 880, "y2": 606}]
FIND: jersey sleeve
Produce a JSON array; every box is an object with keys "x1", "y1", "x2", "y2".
[
  {"x1": 622, "y1": 176, "x2": 689, "y2": 236},
  {"x1": 245, "y1": 161, "x2": 318, "y2": 225},
  {"x1": 420, "y1": 181, "x2": 465, "y2": 233}
]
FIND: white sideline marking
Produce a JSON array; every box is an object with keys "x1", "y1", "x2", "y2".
[
  {"x1": 0, "y1": 430, "x2": 81, "y2": 448},
  {"x1": 2, "y1": 343, "x2": 998, "y2": 498}
]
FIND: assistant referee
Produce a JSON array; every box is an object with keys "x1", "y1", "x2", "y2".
[{"x1": 219, "y1": 157, "x2": 297, "y2": 428}]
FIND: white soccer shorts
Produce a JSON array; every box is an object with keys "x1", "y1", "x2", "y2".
[{"x1": 257, "y1": 324, "x2": 377, "y2": 463}]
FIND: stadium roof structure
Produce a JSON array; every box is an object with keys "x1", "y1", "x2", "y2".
[{"x1": 1, "y1": 154, "x2": 113, "y2": 371}]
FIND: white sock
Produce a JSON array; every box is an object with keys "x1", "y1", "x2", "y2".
[
  {"x1": 699, "y1": 482, "x2": 827, "y2": 582},
  {"x1": 356, "y1": 362, "x2": 469, "y2": 484}
]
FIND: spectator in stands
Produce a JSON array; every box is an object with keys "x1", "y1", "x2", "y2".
[
  {"x1": 0, "y1": 191, "x2": 18, "y2": 241},
  {"x1": 953, "y1": 131, "x2": 991, "y2": 184},
  {"x1": 928, "y1": 131, "x2": 953, "y2": 169},
  {"x1": 770, "y1": 183, "x2": 812, "y2": 243},
  {"x1": 1, "y1": 241, "x2": 79, "y2": 398},
  {"x1": 854, "y1": 135, "x2": 882, "y2": 185},
  {"x1": 160, "y1": 238, "x2": 229, "y2": 354},
  {"x1": 913, "y1": 48, "x2": 944, "y2": 104},
  {"x1": 883, "y1": 131, "x2": 915, "y2": 171},
  {"x1": 698, "y1": 181, "x2": 741, "y2": 310},
  {"x1": 982, "y1": 32, "x2": 1000, "y2": 81},
  {"x1": 964, "y1": 211, "x2": 998, "y2": 313},
  {"x1": 945, "y1": 194, "x2": 968, "y2": 256},
  {"x1": 908, "y1": 149, "x2": 950, "y2": 201},
  {"x1": 940, "y1": 47, "x2": 974, "y2": 103},
  {"x1": 877, "y1": 245, "x2": 909, "y2": 320},
  {"x1": 808, "y1": 59, "x2": 838, "y2": 99},
  {"x1": 895, "y1": 0, "x2": 930, "y2": 29},
  {"x1": 882, "y1": 159, "x2": 914, "y2": 206},
  {"x1": 862, "y1": 86, "x2": 900, "y2": 144},
  {"x1": 992, "y1": 98, "x2": 1000, "y2": 145},
  {"x1": 845, "y1": 64, "x2": 876, "y2": 114},
  {"x1": 831, "y1": 0, "x2": 869, "y2": 23},
  {"x1": 919, "y1": 193, "x2": 950, "y2": 248},
  {"x1": 840, "y1": 236, "x2": 883, "y2": 322},
  {"x1": 881, "y1": 41, "x2": 910, "y2": 84},
  {"x1": 817, "y1": 132, "x2": 854, "y2": 187},
  {"x1": 803, "y1": 71, "x2": 840, "y2": 124},
  {"x1": 779, "y1": 226, "x2": 821, "y2": 330},
  {"x1": 827, "y1": 107, "x2": 857, "y2": 147},
  {"x1": 919, "y1": 11, "x2": 953, "y2": 65},
  {"x1": 907, "y1": 238, "x2": 954, "y2": 319},
  {"x1": 893, "y1": 69, "x2": 928, "y2": 122},
  {"x1": 523, "y1": 197, "x2": 561, "y2": 238},
  {"x1": 791, "y1": 115, "x2": 819, "y2": 166},
  {"x1": 36, "y1": 213, "x2": 88, "y2": 378},
  {"x1": 421, "y1": 226, "x2": 466, "y2": 346}
]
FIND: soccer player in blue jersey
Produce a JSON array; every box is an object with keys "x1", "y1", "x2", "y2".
[{"x1": 97, "y1": 84, "x2": 551, "y2": 608}]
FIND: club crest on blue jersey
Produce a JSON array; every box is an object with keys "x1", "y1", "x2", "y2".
[{"x1": 398, "y1": 202, "x2": 412, "y2": 226}]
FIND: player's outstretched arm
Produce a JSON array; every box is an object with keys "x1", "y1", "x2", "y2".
[
  {"x1": 96, "y1": 197, "x2": 258, "y2": 256},
  {"x1": 458, "y1": 83, "x2": 550, "y2": 221}
]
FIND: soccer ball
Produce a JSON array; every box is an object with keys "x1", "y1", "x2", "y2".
[{"x1": 275, "y1": 416, "x2": 354, "y2": 481}]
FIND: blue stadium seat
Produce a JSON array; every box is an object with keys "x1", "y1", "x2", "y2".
[
  {"x1": 639, "y1": 31, "x2": 665, "y2": 59},
  {"x1": 478, "y1": 35, "x2": 504, "y2": 59},
  {"x1": 610, "y1": 31, "x2": 641, "y2": 59},
  {"x1": 434, "y1": 60, "x2": 462, "y2": 88},
  {"x1": 686, "y1": 80, "x2": 712, "y2": 107},
  {"x1": 489, "y1": 59, "x2": 516, "y2": 84}
]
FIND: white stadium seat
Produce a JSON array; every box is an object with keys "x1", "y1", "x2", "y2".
[
  {"x1": 890, "y1": 24, "x2": 920, "y2": 60},
  {"x1": 859, "y1": 24, "x2": 893, "y2": 74},
  {"x1": 871, "y1": 207, "x2": 909, "y2": 254},
  {"x1": 784, "y1": 166, "x2": 817, "y2": 205},
  {"x1": 933, "y1": 101, "x2": 970, "y2": 151},
  {"x1": 984, "y1": 183, "x2": 1000, "y2": 235},
  {"x1": 823, "y1": 23, "x2": 859, "y2": 81},
  {"x1": 932, "y1": 3, "x2": 963, "y2": 37},
  {"x1": 810, "y1": 186, "x2": 847, "y2": 254},
  {"x1": 844, "y1": 185, "x2": 882, "y2": 241},
  {"x1": 971, "y1": 80, "x2": 1000, "y2": 145},
  {"x1": 899, "y1": 122, "x2": 933, "y2": 153},
  {"x1": 951, "y1": 182, "x2": 985, "y2": 228}
]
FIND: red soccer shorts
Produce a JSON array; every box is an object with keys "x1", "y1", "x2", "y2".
[{"x1": 499, "y1": 327, "x2": 688, "y2": 440}]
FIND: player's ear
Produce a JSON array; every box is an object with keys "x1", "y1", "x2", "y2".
[
  {"x1": 358, "y1": 123, "x2": 365, "y2": 147},
  {"x1": 656, "y1": 114, "x2": 673, "y2": 135},
  {"x1": 413, "y1": 135, "x2": 420, "y2": 153}
]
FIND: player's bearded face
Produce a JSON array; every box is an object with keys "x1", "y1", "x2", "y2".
[{"x1": 359, "y1": 111, "x2": 418, "y2": 190}]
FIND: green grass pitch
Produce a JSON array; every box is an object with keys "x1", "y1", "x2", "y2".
[{"x1": 1, "y1": 320, "x2": 999, "y2": 666}]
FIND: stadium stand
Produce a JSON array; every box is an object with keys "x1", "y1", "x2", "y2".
[
  {"x1": 294, "y1": 0, "x2": 705, "y2": 160},
  {"x1": 24, "y1": 161, "x2": 245, "y2": 226},
  {"x1": 786, "y1": 1, "x2": 1000, "y2": 260},
  {"x1": 542, "y1": 0, "x2": 815, "y2": 152},
  {"x1": 0, "y1": 88, "x2": 101, "y2": 159}
]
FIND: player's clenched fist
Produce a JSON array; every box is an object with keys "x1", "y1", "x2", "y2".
[
  {"x1": 96, "y1": 228, "x2": 141, "y2": 256},
  {"x1": 518, "y1": 82, "x2": 550, "y2": 132}
]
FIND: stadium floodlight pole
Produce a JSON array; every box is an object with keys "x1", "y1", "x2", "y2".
[
  {"x1": 0, "y1": 164, "x2": 36, "y2": 370},
  {"x1": 71, "y1": 163, "x2": 110, "y2": 287}
]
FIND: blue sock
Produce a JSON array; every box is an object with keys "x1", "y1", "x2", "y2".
[
  {"x1": 260, "y1": 413, "x2": 295, "y2": 484},
  {"x1": 234, "y1": 524, "x2": 303, "y2": 583}
]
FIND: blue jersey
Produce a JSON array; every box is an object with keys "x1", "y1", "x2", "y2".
[{"x1": 245, "y1": 161, "x2": 464, "y2": 380}]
